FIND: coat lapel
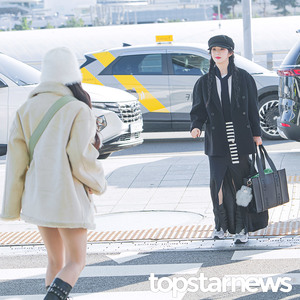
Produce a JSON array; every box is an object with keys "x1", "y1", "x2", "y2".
[
  {"x1": 230, "y1": 75, "x2": 242, "y2": 112},
  {"x1": 211, "y1": 79, "x2": 223, "y2": 113},
  {"x1": 209, "y1": 74, "x2": 239, "y2": 113},
  {"x1": 230, "y1": 79, "x2": 237, "y2": 111}
]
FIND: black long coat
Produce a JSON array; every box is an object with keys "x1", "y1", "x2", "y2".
[
  {"x1": 190, "y1": 67, "x2": 261, "y2": 156},
  {"x1": 190, "y1": 68, "x2": 268, "y2": 232}
]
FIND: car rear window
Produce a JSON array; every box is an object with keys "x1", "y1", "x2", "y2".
[
  {"x1": 170, "y1": 53, "x2": 209, "y2": 75},
  {"x1": 281, "y1": 40, "x2": 300, "y2": 66},
  {"x1": 234, "y1": 55, "x2": 269, "y2": 74},
  {"x1": 0, "y1": 53, "x2": 40, "y2": 86},
  {"x1": 111, "y1": 54, "x2": 163, "y2": 75}
]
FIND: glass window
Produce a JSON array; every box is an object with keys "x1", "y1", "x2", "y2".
[
  {"x1": 0, "y1": 54, "x2": 40, "y2": 86},
  {"x1": 296, "y1": 53, "x2": 300, "y2": 66},
  {"x1": 234, "y1": 55, "x2": 268, "y2": 74},
  {"x1": 112, "y1": 54, "x2": 163, "y2": 75},
  {"x1": 281, "y1": 40, "x2": 300, "y2": 67},
  {"x1": 171, "y1": 54, "x2": 209, "y2": 75},
  {"x1": 0, "y1": 79, "x2": 7, "y2": 88}
]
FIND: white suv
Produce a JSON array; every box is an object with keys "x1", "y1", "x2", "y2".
[{"x1": 0, "y1": 53, "x2": 143, "y2": 158}]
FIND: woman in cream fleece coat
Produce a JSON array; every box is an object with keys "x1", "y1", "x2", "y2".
[{"x1": 1, "y1": 47, "x2": 106, "y2": 300}]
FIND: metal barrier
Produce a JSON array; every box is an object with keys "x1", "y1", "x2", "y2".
[{"x1": 254, "y1": 50, "x2": 289, "y2": 70}]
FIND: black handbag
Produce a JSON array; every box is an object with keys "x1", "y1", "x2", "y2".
[{"x1": 245, "y1": 145, "x2": 289, "y2": 213}]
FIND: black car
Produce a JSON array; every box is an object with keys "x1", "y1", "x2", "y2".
[{"x1": 277, "y1": 38, "x2": 300, "y2": 140}]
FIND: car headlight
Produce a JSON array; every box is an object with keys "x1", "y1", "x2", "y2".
[
  {"x1": 96, "y1": 115, "x2": 107, "y2": 132},
  {"x1": 92, "y1": 102, "x2": 120, "y2": 113}
]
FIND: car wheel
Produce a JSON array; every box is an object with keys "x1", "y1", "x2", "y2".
[
  {"x1": 98, "y1": 153, "x2": 111, "y2": 159},
  {"x1": 258, "y1": 95, "x2": 282, "y2": 140}
]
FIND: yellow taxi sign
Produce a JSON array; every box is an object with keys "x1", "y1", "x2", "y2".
[{"x1": 156, "y1": 35, "x2": 173, "y2": 43}]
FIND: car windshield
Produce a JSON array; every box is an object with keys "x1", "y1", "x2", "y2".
[
  {"x1": 0, "y1": 53, "x2": 40, "y2": 86},
  {"x1": 234, "y1": 55, "x2": 269, "y2": 74},
  {"x1": 281, "y1": 40, "x2": 300, "y2": 67}
]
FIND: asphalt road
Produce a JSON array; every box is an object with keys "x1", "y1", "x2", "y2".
[
  {"x1": 0, "y1": 247, "x2": 299, "y2": 299},
  {"x1": 111, "y1": 132, "x2": 300, "y2": 157},
  {"x1": 1, "y1": 135, "x2": 300, "y2": 300}
]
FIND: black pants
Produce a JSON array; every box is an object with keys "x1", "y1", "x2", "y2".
[{"x1": 209, "y1": 153, "x2": 268, "y2": 234}]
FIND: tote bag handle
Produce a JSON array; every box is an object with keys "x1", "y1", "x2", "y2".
[
  {"x1": 249, "y1": 144, "x2": 266, "y2": 177},
  {"x1": 255, "y1": 145, "x2": 277, "y2": 176}
]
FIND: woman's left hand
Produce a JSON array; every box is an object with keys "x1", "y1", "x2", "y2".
[{"x1": 253, "y1": 136, "x2": 263, "y2": 146}]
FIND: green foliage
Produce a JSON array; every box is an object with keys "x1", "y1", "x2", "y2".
[
  {"x1": 270, "y1": 0, "x2": 299, "y2": 15},
  {"x1": 45, "y1": 23, "x2": 54, "y2": 29},
  {"x1": 21, "y1": 17, "x2": 32, "y2": 30},
  {"x1": 63, "y1": 17, "x2": 84, "y2": 28},
  {"x1": 213, "y1": 0, "x2": 242, "y2": 17},
  {"x1": 13, "y1": 17, "x2": 32, "y2": 31}
]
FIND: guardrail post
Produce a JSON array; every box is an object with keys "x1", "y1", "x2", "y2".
[
  {"x1": 267, "y1": 52, "x2": 273, "y2": 70},
  {"x1": 242, "y1": 0, "x2": 254, "y2": 61}
]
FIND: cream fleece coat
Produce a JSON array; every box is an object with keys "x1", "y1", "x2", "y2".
[{"x1": 0, "y1": 82, "x2": 107, "y2": 229}]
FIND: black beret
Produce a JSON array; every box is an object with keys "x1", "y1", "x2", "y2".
[{"x1": 208, "y1": 35, "x2": 235, "y2": 50}]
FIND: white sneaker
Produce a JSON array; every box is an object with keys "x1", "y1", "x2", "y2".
[
  {"x1": 234, "y1": 229, "x2": 249, "y2": 244},
  {"x1": 212, "y1": 228, "x2": 225, "y2": 239}
]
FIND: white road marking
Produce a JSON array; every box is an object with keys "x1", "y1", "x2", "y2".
[
  {"x1": 106, "y1": 251, "x2": 149, "y2": 264},
  {"x1": 231, "y1": 249, "x2": 300, "y2": 260},
  {"x1": 0, "y1": 263, "x2": 202, "y2": 281}
]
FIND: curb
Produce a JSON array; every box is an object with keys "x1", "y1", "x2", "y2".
[{"x1": 1, "y1": 221, "x2": 299, "y2": 246}]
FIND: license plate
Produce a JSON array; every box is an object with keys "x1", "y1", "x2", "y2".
[{"x1": 130, "y1": 122, "x2": 143, "y2": 133}]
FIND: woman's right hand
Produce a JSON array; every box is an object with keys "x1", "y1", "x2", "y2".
[{"x1": 191, "y1": 128, "x2": 201, "y2": 138}]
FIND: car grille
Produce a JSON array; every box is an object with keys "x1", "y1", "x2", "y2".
[
  {"x1": 117, "y1": 101, "x2": 142, "y2": 123},
  {"x1": 119, "y1": 132, "x2": 141, "y2": 141}
]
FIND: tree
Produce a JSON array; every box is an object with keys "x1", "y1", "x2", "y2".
[
  {"x1": 64, "y1": 17, "x2": 84, "y2": 28},
  {"x1": 256, "y1": 0, "x2": 268, "y2": 17},
  {"x1": 213, "y1": 0, "x2": 242, "y2": 18},
  {"x1": 230, "y1": 0, "x2": 242, "y2": 17},
  {"x1": 13, "y1": 17, "x2": 32, "y2": 31},
  {"x1": 270, "y1": 0, "x2": 299, "y2": 15},
  {"x1": 45, "y1": 23, "x2": 54, "y2": 29}
]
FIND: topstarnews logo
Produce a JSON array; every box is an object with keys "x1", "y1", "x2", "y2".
[{"x1": 149, "y1": 273, "x2": 292, "y2": 297}]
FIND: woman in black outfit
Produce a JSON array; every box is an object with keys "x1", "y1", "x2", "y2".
[{"x1": 190, "y1": 35, "x2": 268, "y2": 243}]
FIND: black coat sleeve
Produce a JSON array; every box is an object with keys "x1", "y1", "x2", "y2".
[
  {"x1": 246, "y1": 73, "x2": 261, "y2": 137},
  {"x1": 190, "y1": 77, "x2": 208, "y2": 132}
]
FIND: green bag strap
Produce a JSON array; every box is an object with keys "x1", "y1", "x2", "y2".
[{"x1": 29, "y1": 95, "x2": 76, "y2": 163}]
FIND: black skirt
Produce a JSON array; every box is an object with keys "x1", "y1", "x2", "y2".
[{"x1": 209, "y1": 153, "x2": 268, "y2": 234}]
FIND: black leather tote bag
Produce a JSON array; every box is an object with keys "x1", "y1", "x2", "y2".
[{"x1": 246, "y1": 145, "x2": 289, "y2": 213}]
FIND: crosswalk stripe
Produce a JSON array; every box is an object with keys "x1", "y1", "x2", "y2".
[
  {"x1": 106, "y1": 252, "x2": 149, "y2": 264},
  {"x1": 0, "y1": 291, "x2": 186, "y2": 300},
  {"x1": 0, "y1": 263, "x2": 203, "y2": 281},
  {"x1": 231, "y1": 249, "x2": 300, "y2": 260}
]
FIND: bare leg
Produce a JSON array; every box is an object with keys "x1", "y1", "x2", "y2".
[
  {"x1": 39, "y1": 227, "x2": 87, "y2": 288},
  {"x1": 219, "y1": 177, "x2": 238, "y2": 201},
  {"x1": 217, "y1": 181, "x2": 228, "y2": 232},
  {"x1": 38, "y1": 226, "x2": 64, "y2": 287},
  {"x1": 56, "y1": 228, "x2": 87, "y2": 287},
  {"x1": 218, "y1": 181, "x2": 223, "y2": 205},
  {"x1": 232, "y1": 179, "x2": 236, "y2": 193}
]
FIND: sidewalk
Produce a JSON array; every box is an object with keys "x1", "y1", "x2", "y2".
[{"x1": 0, "y1": 147, "x2": 300, "y2": 246}]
